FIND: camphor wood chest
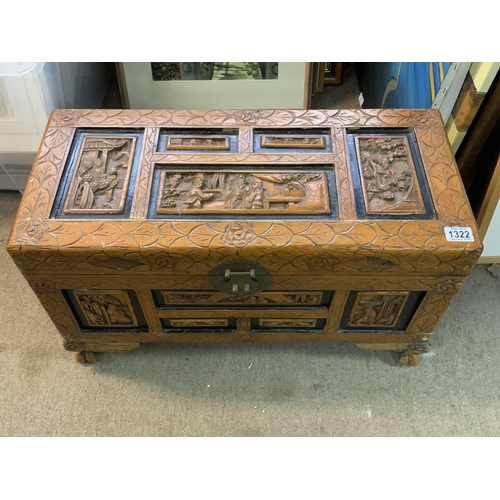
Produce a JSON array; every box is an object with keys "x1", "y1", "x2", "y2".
[{"x1": 7, "y1": 109, "x2": 482, "y2": 366}]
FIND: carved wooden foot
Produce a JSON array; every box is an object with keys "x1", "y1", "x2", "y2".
[
  {"x1": 65, "y1": 341, "x2": 140, "y2": 364},
  {"x1": 75, "y1": 351, "x2": 98, "y2": 364},
  {"x1": 397, "y1": 343, "x2": 429, "y2": 367},
  {"x1": 398, "y1": 352, "x2": 421, "y2": 367},
  {"x1": 356, "y1": 342, "x2": 429, "y2": 366}
]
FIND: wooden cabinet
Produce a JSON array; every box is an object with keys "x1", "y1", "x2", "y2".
[{"x1": 7, "y1": 108, "x2": 482, "y2": 366}]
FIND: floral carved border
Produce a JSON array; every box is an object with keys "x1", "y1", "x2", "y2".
[
  {"x1": 11, "y1": 219, "x2": 481, "y2": 275},
  {"x1": 48, "y1": 108, "x2": 440, "y2": 129}
]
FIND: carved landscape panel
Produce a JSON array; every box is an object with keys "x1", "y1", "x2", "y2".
[
  {"x1": 73, "y1": 290, "x2": 138, "y2": 328},
  {"x1": 348, "y1": 292, "x2": 409, "y2": 328},
  {"x1": 160, "y1": 291, "x2": 323, "y2": 306},
  {"x1": 155, "y1": 169, "x2": 330, "y2": 215},
  {"x1": 63, "y1": 136, "x2": 136, "y2": 214},
  {"x1": 260, "y1": 135, "x2": 326, "y2": 149},
  {"x1": 258, "y1": 319, "x2": 317, "y2": 328},
  {"x1": 354, "y1": 136, "x2": 425, "y2": 215},
  {"x1": 169, "y1": 319, "x2": 229, "y2": 328},
  {"x1": 167, "y1": 136, "x2": 230, "y2": 151}
]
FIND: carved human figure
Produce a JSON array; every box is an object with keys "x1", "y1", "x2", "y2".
[
  {"x1": 355, "y1": 306, "x2": 378, "y2": 325},
  {"x1": 77, "y1": 293, "x2": 134, "y2": 326},
  {"x1": 74, "y1": 155, "x2": 119, "y2": 208},
  {"x1": 225, "y1": 175, "x2": 249, "y2": 208},
  {"x1": 182, "y1": 174, "x2": 214, "y2": 209},
  {"x1": 246, "y1": 178, "x2": 265, "y2": 209},
  {"x1": 106, "y1": 303, "x2": 133, "y2": 325},
  {"x1": 104, "y1": 167, "x2": 118, "y2": 202}
]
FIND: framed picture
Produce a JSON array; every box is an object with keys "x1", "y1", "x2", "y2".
[
  {"x1": 310, "y1": 62, "x2": 344, "y2": 94},
  {"x1": 150, "y1": 62, "x2": 279, "y2": 81},
  {"x1": 116, "y1": 62, "x2": 310, "y2": 109},
  {"x1": 324, "y1": 62, "x2": 343, "y2": 85}
]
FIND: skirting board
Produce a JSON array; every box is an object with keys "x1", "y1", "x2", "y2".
[
  {"x1": 0, "y1": 164, "x2": 30, "y2": 191},
  {"x1": 478, "y1": 256, "x2": 500, "y2": 264}
]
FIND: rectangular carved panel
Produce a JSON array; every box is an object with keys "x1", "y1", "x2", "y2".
[
  {"x1": 347, "y1": 292, "x2": 409, "y2": 328},
  {"x1": 155, "y1": 169, "x2": 330, "y2": 214},
  {"x1": 170, "y1": 319, "x2": 229, "y2": 327},
  {"x1": 73, "y1": 290, "x2": 139, "y2": 328},
  {"x1": 160, "y1": 291, "x2": 324, "y2": 306},
  {"x1": 63, "y1": 136, "x2": 136, "y2": 214},
  {"x1": 260, "y1": 135, "x2": 326, "y2": 149},
  {"x1": 258, "y1": 319, "x2": 318, "y2": 328},
  {"x1": 354, "y1": 136, "x2": 425, "y2": 215},
  {"x1": 166, "y1": 136, "x2": 230, "y2": 151}
]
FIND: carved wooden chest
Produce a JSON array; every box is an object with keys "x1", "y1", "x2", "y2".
[{"x1": 7, "y1": 109, "x2": 482, "y2": 366}]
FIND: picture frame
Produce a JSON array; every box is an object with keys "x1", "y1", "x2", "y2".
[{"x1": 116, "y1": 62, "x2": 310, "y2": 110}]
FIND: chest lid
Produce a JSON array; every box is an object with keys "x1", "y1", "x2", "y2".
[{"x1": 7, "y1": 109, "x2": 482, "y2": 276}]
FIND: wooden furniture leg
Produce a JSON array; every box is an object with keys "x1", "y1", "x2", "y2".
[
  {"x1": 356, "y1": 342, "x2": 430, "y2": 367},
  {"x1": 397, "y1": 343, "x2": 430, "y2": 367},
  {"x1": 75, "y1": 351, "x2": 98, "y2": 364}
]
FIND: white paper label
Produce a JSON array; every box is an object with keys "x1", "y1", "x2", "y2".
[{"x1": 444, "y1": 227, "x2": 474, "y2": 242}]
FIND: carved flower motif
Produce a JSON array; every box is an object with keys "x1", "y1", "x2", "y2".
[
  {"x1": 148, "y1": 253, "x2": 176, "y2": 270},
  {"x1": 241, "y1": 111, "x2": 261, "y2": 123},
  {"x1": 18, "y1": 218, "x2": 48, "y2": 243},
  {"x1": 33, "y1": 280, "x2": 53, "y2": 290},
  {"x1": 222, "y1": 223, "x2": 256, "y2": 248},
  {"x1": 433, "y1": 280, "x2": 463, "y2": 294},
  {"x1": 306, "y1": 253, "x2": 339, "y2": 271},
  {"x1": 58, "y1": 111, "x2": 82, "y2": 125},
  {"x1": 416, "y1": 114, "x2": 429, "y2": 124}
]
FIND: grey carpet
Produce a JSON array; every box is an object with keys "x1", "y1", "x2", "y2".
[{"x1": 1, "y1": 189, "x2": 499, "y2": 437}]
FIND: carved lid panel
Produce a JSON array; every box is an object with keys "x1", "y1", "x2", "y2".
[
  {"x1": 347, "y1": 129, "x2": 436, "y2": 219},
  {"x1": 51, "y1": 129, "x2": 144, "y2": 219},
  {"x1": 151, "y1": 167, "x2": 335, "y2": 218},
  {"x1": 7, "y1": 109, "x2": 482, "y2": 276},
  {"x1": 158, "y1": 128, "x2": 239, "y2": 153}
]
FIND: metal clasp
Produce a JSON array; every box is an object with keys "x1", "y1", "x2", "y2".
[{"x1": 210, "y1": 262, "x2": 272, "y2": 296}]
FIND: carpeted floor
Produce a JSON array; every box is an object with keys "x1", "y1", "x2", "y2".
[{"x1": 1, "y1": 190, "x2": 499, "y2": 436}]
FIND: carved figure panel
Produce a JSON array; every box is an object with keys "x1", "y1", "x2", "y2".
[
  {"x1": 258, "y1": 319, "x2": 317, "y2": 328},
  {"x1": 355, "y1": 136, "x2": 425, "y2": 214},
  {"x1": 260, "y1": 136, "x2": 326, "y2": 149},
  {"x1": 170, "y1": 319, "x2": 228, "y2": 327},
  {"x1": 167, "y1": 136, "x2": 230, "y2": 151},
  {"x1": 156, "y1": 169, "x2": 330, "y2": 214},
  {"x1": 63, "y1": 136, "x2": 136, "y2": 214},
  {"x1": 160, "y1": 291, "x2": 323, "y2": 306},
  {"x1": 348, "y1": 292, "x2": 409, "y2": 328},
  {"x1": 73, "y1": 290, "x2": 138, "y2": 328}
]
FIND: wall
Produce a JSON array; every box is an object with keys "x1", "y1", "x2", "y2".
[{"x1": 481, "y1": 198, "x2": 500, "y2": 261}]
